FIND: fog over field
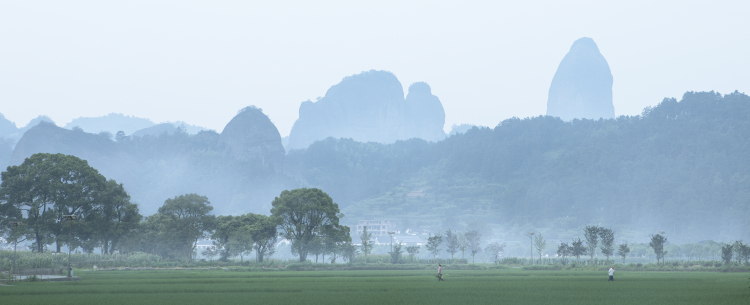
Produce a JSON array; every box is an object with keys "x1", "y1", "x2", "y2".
[{"x1": 1, "y1": 1, "x2": 749, "y2": 265}]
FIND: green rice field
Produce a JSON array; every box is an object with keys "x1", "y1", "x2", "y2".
[{"x1": 1, "y1": 268, "x2": 748, "y2": 304}]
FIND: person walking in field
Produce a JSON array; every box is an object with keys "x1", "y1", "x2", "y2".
[
  {"x1": 437, "y1": 264, "x2": 444, "y2": 281},
  {"x1": 608, "y1": 266, "x2": 615, "y2": 281}
]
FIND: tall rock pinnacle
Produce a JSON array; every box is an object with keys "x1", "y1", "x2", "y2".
[
  {"x1": 219, "y1": 106, "x2": 285, "y2": 167},
  {"x1": 546, "y1": 37, "x2": 615, "y2": 121}
]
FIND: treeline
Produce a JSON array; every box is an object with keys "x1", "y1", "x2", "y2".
[{"x1": 0, "y1": 154, "x2": 353, "y2": 264}]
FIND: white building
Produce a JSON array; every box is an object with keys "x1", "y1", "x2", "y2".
[{"x1": 356, "y1": 220, "x2": 396, "y2": 236}]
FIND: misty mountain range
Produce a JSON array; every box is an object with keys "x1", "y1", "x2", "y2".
[{"x1": 2, "y1": 88, "x2": 748, "y2": 244}]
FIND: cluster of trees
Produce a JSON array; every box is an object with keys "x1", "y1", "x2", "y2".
[
  {"x1": 720, "y1": 241, "x2": 750, "y2": 265},
  {"x1": 358, "y1": 228, "x2": 492, "y2": 264},
  {"x1": 0, "y1": 153, "x2": 354, "y2": 264},
  {"x1": 548, "y1": 226, "x2": 729, "y2": 266},
  {"x1": 0, "y1": 153, "x2": 141, "y2": 254},
  {"x1": 554, "y1": 225, "x2": 627, "y2": 264}
]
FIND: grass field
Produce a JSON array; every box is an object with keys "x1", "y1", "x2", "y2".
[{"x1": 1, "y1": 268, "x2": 748, "y2": 305}]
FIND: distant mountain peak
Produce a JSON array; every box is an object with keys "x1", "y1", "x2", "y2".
[
  {"x1": 546, "y1": 37, "x2": 615, "y2": 121},
  {"x1": 287, "y1": 70, "x2": 446, "y2": 150}
]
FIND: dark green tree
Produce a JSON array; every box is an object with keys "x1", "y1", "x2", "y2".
[
  {"x1": 721, "y1": 244, "x2": 733, "y2": 265},
  {"x1": 87, "y1": 180, "x2": 142, "y2": 254},
  {"x1": 557, "y1": 242, "x2": 570, "y2": 265},
  {"x1": 157, "y1": 194, "x2": 215, "y2": 261},
  {"x1": 732, "y1": 241, "x2": 749, "y2": 264},
  {"x1": 617, "y1": 242, "x2": 630, "y2": 263},
  {"x1": 405, "y1": 245, "x2": 420, "y2": 262},
  {"x1": 426, "y1": 234, "x2": 443, "y2": 262},
  {"x1": 444, "y1": 229, "x2": 460, "y2": 261},
  {"x1": 570, "y1": 238, "x2": 587, "y2": 264},
  {"x1": 583, "y1": 225, "x2": 601, "y2": 264},
  {"x1": 270, "y1": 188, "x2": 342, "y2": 262},
  {"x1": 340, "y1": 241, "x2": 357, "y2": 263},
  {"x1": 649, "y1": 234, "x2": 668, "y2": 265},
  {"x1": 389, "y1": 243, "x2": 404, "y2": 264},
  {"x1": 323, "y1": 224, "x2": 351, "y2": 263},
  {"x1": 246, "y1": 214, "x2": 279, "y2": 263},
  {"x1": 0, "y1": 153, "x2": 107, "y2": 253},
  {"x1": 599, "y1": 228, "x2": 615, "y2": 264},
  {"x1": 465, "y1": 230, "x2": 482, "y2": 263}
]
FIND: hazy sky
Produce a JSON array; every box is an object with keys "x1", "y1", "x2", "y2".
[{"x1": 1, "y1": 1, "x2": 748, "y2": 136}]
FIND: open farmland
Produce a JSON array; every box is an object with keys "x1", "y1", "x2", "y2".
[{"x1": 1, "y1": 269, "x2": 747, "y2": 305}]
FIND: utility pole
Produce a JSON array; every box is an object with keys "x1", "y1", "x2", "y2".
[
  {"x1": 527, "y1": 232, "x2": 535, "y2": 265},
  {"x1": 63, "y1": 215, "x2": 79, "y2": 278},
  {"x1": 388, "y1": 232, "x2": 396, "y2": 253}
]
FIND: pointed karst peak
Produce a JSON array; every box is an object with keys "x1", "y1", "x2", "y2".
[
  {"x1": 569, "y1": 37, "x2": 600, "y2": 54},
  {"x1": 219, "y1": 105, "x2": 284, "y2": 165},
  {"x1": 546, "y1": 37, "x2": 615, "y2": 121},
  {"x1": 405, "y1": 82, "x2": 446, "y2": 142}
]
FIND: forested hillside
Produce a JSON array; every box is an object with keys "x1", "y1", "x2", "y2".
[
  {"x1": 287, "y1": 91, "x2": 750, "y2": 243},
  {"x1": 2, "y1": 91, "x2": 748, "y2": 243}
]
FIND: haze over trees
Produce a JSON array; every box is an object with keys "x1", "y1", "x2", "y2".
[{"x1": 2, "y1": 89, "x2": 749, "y2": 243}]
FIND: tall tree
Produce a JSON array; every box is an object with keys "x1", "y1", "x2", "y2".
[
  {"x1": 340, "y1": 241, "x2": 357, "y2": 263},
  {"x1": 732, "y1": 241, "x2": 748, "y2": 264},
  {"x1": 307, "y1": 236, "x2": 324, "y2": 263},
  {"x1": 583, "y1": 225, "x2": 601, "y2": 264},
  {"x1": 426, "y1": 234, "x2": 443, "y2": 262},
  {"x1": 359, "y1": 226, "x2": 373, "y2": 263},
  {"x1": 557, "y1": 242, "x2": 570, "y2": 265},
  {"x1": 464, "y1": 230, "x2": 482, "y2": 263},
  {"x1": 245, "y1": 214, "x2": 279, "y2": 263},
  {"x1": 389, "y1": 243, "x2": 404, "y2": 264},
  {"x1": 485, "y1": 242, "x2": 507, "y2": 264},
  {"x1": 570, "y1": 238, "x2": 587, "y2": 264},
  {"x1": 157, "y1": 193, "x2": 215, "y2": 261},
  {"x1": 721, "y1": 244, "x2": 733, "y2": 265},
  {"x1": 87, "y1": 180, "x2": 142, "y2": 254},
  {"x1": 227, "y1": 232, "x2": 253, "y2": 262},
  {"x1": 649, "y1": 234, "x2": 668, "y2": 265},
  {"x1": 598, "y1": 228, "x2": 615, "y2": 264},
  {"x1": 323, "y1": 224, "x2": 351, "y2": 264},
  {"x1": 0, "y1": 153, "x2": 107, "y2": 253},
  {"x1": 444, "y1": 229, "x2": 460, "y2": 261},
  {"x1": 405, "y1": 245, "x2": 420, "y2": 262},
  {"x1": 534, "y1": 233, "x2": 547, "y2": 263},
  {"x1": 270, "y1": 188, "x2": 342, "y2": 262},
  {"x1": 458, "y1": 233, "x2": 468, "y2": 259},
  {"x1": 617, "y1": 242, "x2": 630, "y2": 263}
]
